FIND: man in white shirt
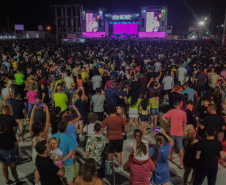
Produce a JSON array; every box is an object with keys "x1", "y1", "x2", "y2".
[
  {"x1": 178, "y1": 64, "x2": 187, "y2": 85},
  {"x1": 72, "y1": 65, "x2": 79, "y2": 77},
  {"x1": 91, "y1": 71, "x2": 102, "y2": 90},
  {"x1": 89, "y1": 17, "x2": 98, "y2": 32},
  {"x1": 90, "y1": 88, "x2": 105, "y2": 124},
  {"x1": 64, "y1": 71, "x2": 74, "y2": 89},
  {"x1": 162, "y1": 72, "x2": 174, "y2": 101},
  {"x1": 154, "y1": 60, "x2": 161, "y2": 72}
]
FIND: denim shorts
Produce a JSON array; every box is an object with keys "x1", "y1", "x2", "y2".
[
  {"x1": 0, "y1": 148, "x2": 17, "y2": 165},
  {"x1": 140, "y1": 114, "x2": 149, "y2": 122},
  {"x1": 170, "y1": 136, "x2": 183, "y2": 150},
  {"x1": 150, "y1": 108, "x2": 159, "y2": 116},
  {"x1": 28, "y1": 103, "x2": 35, "y2": 110}
]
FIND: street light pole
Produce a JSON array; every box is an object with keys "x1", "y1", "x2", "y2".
[
  {"x1": 217, "y1": 26, "x2": 219, "y2": 39},
  {"x1": 222, "y1": 9, "x2": 226, "y2": 49}
]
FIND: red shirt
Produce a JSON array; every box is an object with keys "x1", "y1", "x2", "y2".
[
  {"x1": 102, "y1": 115, "x2": 127, "y2": 140},
  {"x1": 140, "y1": 76, "x2": 148, "y2": 90},
  {"x1": 163, "y1": 109, "x2": 186, "y2": 136},
  {"x1": 125, "y1": 154, "x2": 155, "y2": 185},
  {"x1": 38, "y1": 79, "x2": 49, "y2": 86}
]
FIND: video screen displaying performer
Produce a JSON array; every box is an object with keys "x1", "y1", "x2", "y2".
[
  {"x1": 146, "y1": 12, "x2": 160, "y2": 32},
  {"x1": 86, "y1": 13, "x2": 99, "y2": 32}
]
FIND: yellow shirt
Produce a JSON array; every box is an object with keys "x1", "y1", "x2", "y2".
[
  {"x1": 149, "y1": 97, "x2": 159, "y2": 109},
  {"x1": 81, "y1": 72, "x2": 89, "y2": 83},
  {"x1": 99, "y1": 68, "x2": 104, "y2": 77},
  {"x1": 53, "y1": 93, "x2": 68, "y2": 111},
  {"x1": 54, "y1": 79, "x2": 63, "y2": 90},
  {"x1": 12, "y1": 61, "x2": 18, "y2": 71}
]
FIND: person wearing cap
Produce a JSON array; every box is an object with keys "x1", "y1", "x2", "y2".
[{"x1": 161, "y1": 100, "x2": 187, "y2": 169}]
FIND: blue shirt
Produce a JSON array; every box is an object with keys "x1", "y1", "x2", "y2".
[
  {"x1": 110, "y1": 71, "x2": 118, "y2": 78},
  {"x1": 149, "y1": 142, "x2": 171, "y2": 184},
  {"x1": 105, "y1": 87, "x2": 120, "y2": 106},
  {"x1": 182, "y1": 88, "x2": 195, "y2": 102},
  {"x1": 2, "y1": 61, "x2": 11, "y2": 71},
  {"x1": 52, "y1": 133, "x2": 75, "y2": 166}
]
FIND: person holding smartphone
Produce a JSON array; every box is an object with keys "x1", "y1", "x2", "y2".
[{"x1": 149, "y1": 128, "x2": 174, "y2": 185}]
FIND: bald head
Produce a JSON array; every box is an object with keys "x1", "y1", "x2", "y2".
[{"x1": 2, "y1": 105, "x2": 10, "y2": 115}]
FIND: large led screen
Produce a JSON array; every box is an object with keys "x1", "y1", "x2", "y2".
[
  {"x1": 113, "y1": 23, "x2": 138, "y2": 35},
  {"x1": 146, "y1": 12, "x2": 160, "y2": 32},
  {"x1": 86, "y1": 13, "x2": 104, "y2": 32}
]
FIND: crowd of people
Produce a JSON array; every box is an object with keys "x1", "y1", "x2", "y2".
[{"x1": 0, "y1": 38, "x2": 225, "y2": 185}]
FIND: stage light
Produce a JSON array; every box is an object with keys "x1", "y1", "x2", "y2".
[
  {"x1": 46, "y1": 26, "x2": 51, "y2": 33},
  {"x1": 158, "y1": 14, "x2": 161, "y2": 18},
  {"x1": 142, "y1": 9, "x2": 146, "y2": 14},
  {"x1": 199, "y1": 21, "x2": 204, "y2": 26},
  {"x1": 204, "y1": 17, "x2": 207, "y2": 20},
  {"x1": 221, "y1": 24, "x2": 224, "y2": 28},
  {"x1": 205, "y1": 31, "x2": 209, "y2": 35}
]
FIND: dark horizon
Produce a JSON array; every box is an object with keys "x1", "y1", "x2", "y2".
[{"x1": 0, "y1": 0, "x2": 225, "y2": 34}]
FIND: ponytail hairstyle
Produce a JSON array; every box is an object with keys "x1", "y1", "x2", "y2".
[
  {"x1": 133, "y1": 129, "x2": 147, "y2": 157},
  {"x1": 152, "y1": 133, "x2": 165, "y2": 164},
  {"x1": 141, "y1": 98, "x2": 149, "y2": 111},
  {"x1": 62, "y1": 111, "x2": 72, "y2": 123}
]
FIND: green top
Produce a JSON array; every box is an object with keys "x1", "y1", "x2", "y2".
[
  {"x1": 128, "y1": 97, "x2": 141, "y2": 109},
  {"x1": 149, "y1": 97, "x2": 159, "y2": 109},
  {"x1": 139, "y1": 104, "x2": 150, "y2": 115},
  {"x1": 53, "y1": 93, "x2": 68, "y2": 112},
  {"x1": 14, "y1": 73, "x2": 24, "y2": 85},
  {"x1": 66, "y1": 67, "x2": 72, "y2": 72}
]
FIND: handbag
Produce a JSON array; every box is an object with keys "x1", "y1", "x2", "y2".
[
  {"x1": 73, "y1": 163, "x2": 82, "y2": 178},
  {"x1": 105, "y1": 160, "x2": 114, "y2": 175},
  {"x1": 218, "y1": 132, "x2": 224, "y2": 142}
]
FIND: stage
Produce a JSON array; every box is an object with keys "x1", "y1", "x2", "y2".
[
  {"x1": 82, "y1": 32, "x2": 166, "y2": 38},
  {"x1": 81, "y1": 6, "x2": 167, "y2": 38}
]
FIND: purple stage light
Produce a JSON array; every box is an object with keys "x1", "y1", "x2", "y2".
[
  {"x1": 138, "y1": 32, "x2": 165, "y2": 38},
  {"x1": 113, "y1": 23, "x2": 138, "y2": 34},
  {"x1": 111, "y1": 35, "x2": 116, "y2": 37},
  {"x1": 82, "y1": 32, "x2": 106, "y2": 37},
  {"x1": 120, "y1": 35, "x2": 127, "y2": 37}
]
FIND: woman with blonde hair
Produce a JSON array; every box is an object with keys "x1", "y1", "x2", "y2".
[
  {"x1": 62, "y1": 105, "x2": 81, "y2": 163},
  {"x1": 183, "y1": 124, "x2": 198, "y2": 185},
  {"x1": 74, "y1": 158, "x2": 103, "y2": 185}
]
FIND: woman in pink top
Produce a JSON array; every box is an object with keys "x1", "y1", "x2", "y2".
[
  {"x1": 181, "y1": 93, "x2": 188, "y2": 111},
  {"x1": 123, "y1": 153, "x2": 155, "y2": 185},
  {"x1": 26, "y1": 87, "x2": 38, "y2": 111}
]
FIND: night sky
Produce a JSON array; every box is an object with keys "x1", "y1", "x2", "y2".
[{"x1": 0, "y1": 0, "x2": 225, "y2": 33}]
